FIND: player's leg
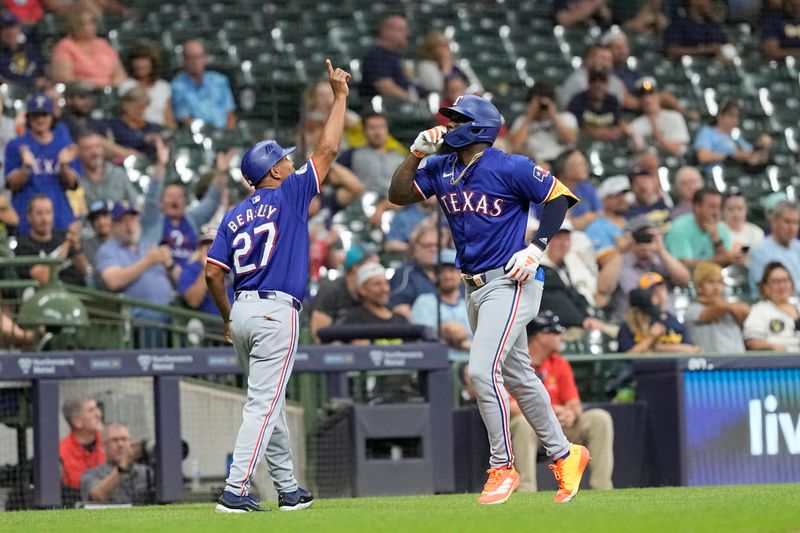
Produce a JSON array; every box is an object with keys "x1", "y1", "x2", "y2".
[
  {"x1": 509, "y1": 411, "x2": 540, "y2": 492},
  {"x1": 264, "y1": 408, "x2": 315, "y2": 510},
  {"x1": 467, "y1": 280, "x2": 522, "y2": 471},
  {"x1": 222, "y1": 301, "x2": 299, "y2": 504},
  {"x1": 264, "y1": 408, "x2": 297, "y2": 494},
  {"x1": 502, "y1": 277, "x2": 590, "y2": 503},
  {"x1": 563, "y1": 409, "x2": 614, "y2": 490},
  {"x1": 503, "y1": 331, "x2": 570, "y2": 460},
  {"x1": 467, "y1": 280, "x2": 530, "y2": 504}
]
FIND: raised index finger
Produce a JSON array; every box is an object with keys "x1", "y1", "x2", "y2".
[{"x1": 326, "y1": 59, "x2": 334, "y2": 77}]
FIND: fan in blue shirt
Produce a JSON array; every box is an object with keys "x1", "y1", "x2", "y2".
[
  {"x1": 5, "y1": 94, "x2": 79, "y2": 235},
  {"x1": 171, "y1": 41, "x2": 236, "y2": 129}
]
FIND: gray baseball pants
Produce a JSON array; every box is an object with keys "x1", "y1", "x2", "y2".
[
  {"x1": 466, "y1": 272, "x2": 571, "y2": 469},
  {"x1": 224, "y1": 291, "x2": 300, "y2": 496}
]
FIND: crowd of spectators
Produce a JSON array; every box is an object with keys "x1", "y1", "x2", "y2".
[{"x1": 0, "y1": 1, "x2": 793, "y2": 369}]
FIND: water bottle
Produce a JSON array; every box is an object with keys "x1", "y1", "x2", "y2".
[{"x1": 191, "y1": 460, "x2": 201, "y2": 492}]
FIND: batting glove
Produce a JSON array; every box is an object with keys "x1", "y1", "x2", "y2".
[
  {"x1": 504, "y1": 244, "x2": 544, "y2": 283},
  {"x1": 410, "y1": 125, "x2": 447, "y2": 159}
]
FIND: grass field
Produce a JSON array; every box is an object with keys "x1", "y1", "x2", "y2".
[{"x1": 2, "y1": 485, "x2": 799, "y2": 533}]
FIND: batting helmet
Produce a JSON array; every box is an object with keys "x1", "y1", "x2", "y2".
[
  {"x1": 240, "y1": 140, "x2": 296, "y2": 186},
  {"x1": 439, "y1": 95, "x2": 501, "y2": 148}
]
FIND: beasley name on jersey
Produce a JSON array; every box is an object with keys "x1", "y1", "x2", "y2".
[
  {"x1": 206, "y1": 159, "x2": 321, "y2": 302},
  {"x1": 413, "y1": 147, "x2": 576, "y2": 274}
]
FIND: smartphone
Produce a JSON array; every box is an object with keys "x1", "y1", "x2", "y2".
[{"x1": 741, "y1": 245, "x2": 750, "y2": 254}]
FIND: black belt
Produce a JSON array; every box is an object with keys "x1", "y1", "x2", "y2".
[
  {"x1": 461, "y1": 267, "x2": 506, "y2": 288},
  {"x1": 234, "y1": 290, "x2": 302, "y2": 311}
]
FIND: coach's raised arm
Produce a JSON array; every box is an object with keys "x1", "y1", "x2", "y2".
[{"x1": 310, "y1": 59, "x2": 351, "y2": 184}]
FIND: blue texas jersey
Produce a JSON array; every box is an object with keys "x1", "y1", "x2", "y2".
[
  {"x1": 413, "y1": 147, "x2": 577, "y2": 274},
  {"x1": 207, "y1": 159, "x2": 321, "y2": 301},
  {"x1": 5, "y1": 130, "x2": 79, "y2": 234}
]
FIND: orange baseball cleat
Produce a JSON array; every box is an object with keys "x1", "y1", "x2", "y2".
[
  {"x1": 477, "y1": 465, "x2": 520, "y2": 505},
  {"x1": 549, "y1": 444, "x2": 591, "y2": 503}
]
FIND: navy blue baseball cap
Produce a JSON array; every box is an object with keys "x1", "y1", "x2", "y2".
[
  {"x1": 629, "y1": 288, "x2": 661, "y2": 320},
  {"x1": 111, "y1": 200, "x2": 139, "y2": 220},
  {"x1": 0, "y1": 12, "x2": 19, "y2": 27},
  {"x1": 526, "y1": 311, "x2": 566, "y2": 336},
  {"x1": 27, "y1": 93, "x2": 54, "y2": 114}
]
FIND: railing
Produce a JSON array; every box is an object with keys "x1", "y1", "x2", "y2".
[{"x1": 0, "y1": 256, "x2": 228, "y2": 351}]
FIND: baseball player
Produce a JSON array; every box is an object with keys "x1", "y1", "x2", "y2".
[
  {"x1": 389, "y1": 95, "x2": 591, "y2": 505},
  {"x1": 205, "y1": 59, "x2": 350, "y2": 512}
]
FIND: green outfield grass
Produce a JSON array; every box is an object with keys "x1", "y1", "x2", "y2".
[{"x1": 2, "y1": 485, "x2": 799, "y2": 533}]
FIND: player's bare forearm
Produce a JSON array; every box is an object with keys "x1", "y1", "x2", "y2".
[
  {"x1": 388, "y1": 155, "x2": 424, "y2": 205},
  {"x1": 312, "y1": 60, "x2": 351, "y2": 180},
  {"x1": 205, "y1": 262, "x2": 232, "y2": 323},
  {"x1": 312, "y1": 94, "x2": 345, "y2": 175}
]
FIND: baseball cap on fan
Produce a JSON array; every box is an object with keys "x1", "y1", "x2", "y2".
[
  {"x1": 111, "y1": 200, "x2": 139, "y2": 220},
  {"x1": 88, "y1": 199, "x2": 113, "y2": 221},
  {"x1": 26, "y1": 92, "x2": 53, "y2": 114},
  {"x1": 344, "y1": 243, "x2": 373, "y2": 271},
  {"x1": 526, "y1": 311, "x2": 566, "y2": 336},
  {"x1": 0, "y1": 12, "x2": 19, "y2": 28},
  {"x1": 639, "y1": 271, "x2": 666, "y2": 290},
  {"x1": 198, "y1": 225, "x2": 217, "y2": 244},
  {"x1": 597, "y1": 175, "x2": 630, "y2": 199}
]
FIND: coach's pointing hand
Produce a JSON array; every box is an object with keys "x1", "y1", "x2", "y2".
[
  {"x1": 326, "y1": 59, "x2": 350, "y2": 98},
  {"x1": 504, "y1": 243, "x2": 544, "y2": 284}
]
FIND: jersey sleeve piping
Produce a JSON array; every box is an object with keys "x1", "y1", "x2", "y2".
[
  {"x1": 538, "y1": 179, "x2": 557, "y2": 205},
  {"x1": 309, "y1": 157, "x2": 321, "y2": 194},
  {"x1": 413, "y1": 180, "x2": 428, "y2": 201},
  {"x1": 206, "y1": 257, "x2": 231, "y2": 272}
]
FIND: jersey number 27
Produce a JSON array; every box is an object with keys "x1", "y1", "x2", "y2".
[{"x1": 232, "y1": 222, "x2": 277, "y2": 275}]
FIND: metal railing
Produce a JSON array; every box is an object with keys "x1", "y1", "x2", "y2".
[{"x1": 0, "y1": 256, "x2": 227, "y2": 352}]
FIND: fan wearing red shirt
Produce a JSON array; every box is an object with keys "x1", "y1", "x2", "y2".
[
  {"x1": 59, "y1": 395, "x2": 105, "y2": 490},
  {"x1": 509, "y1": 311, "x2": 614, "y2": 492}
]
